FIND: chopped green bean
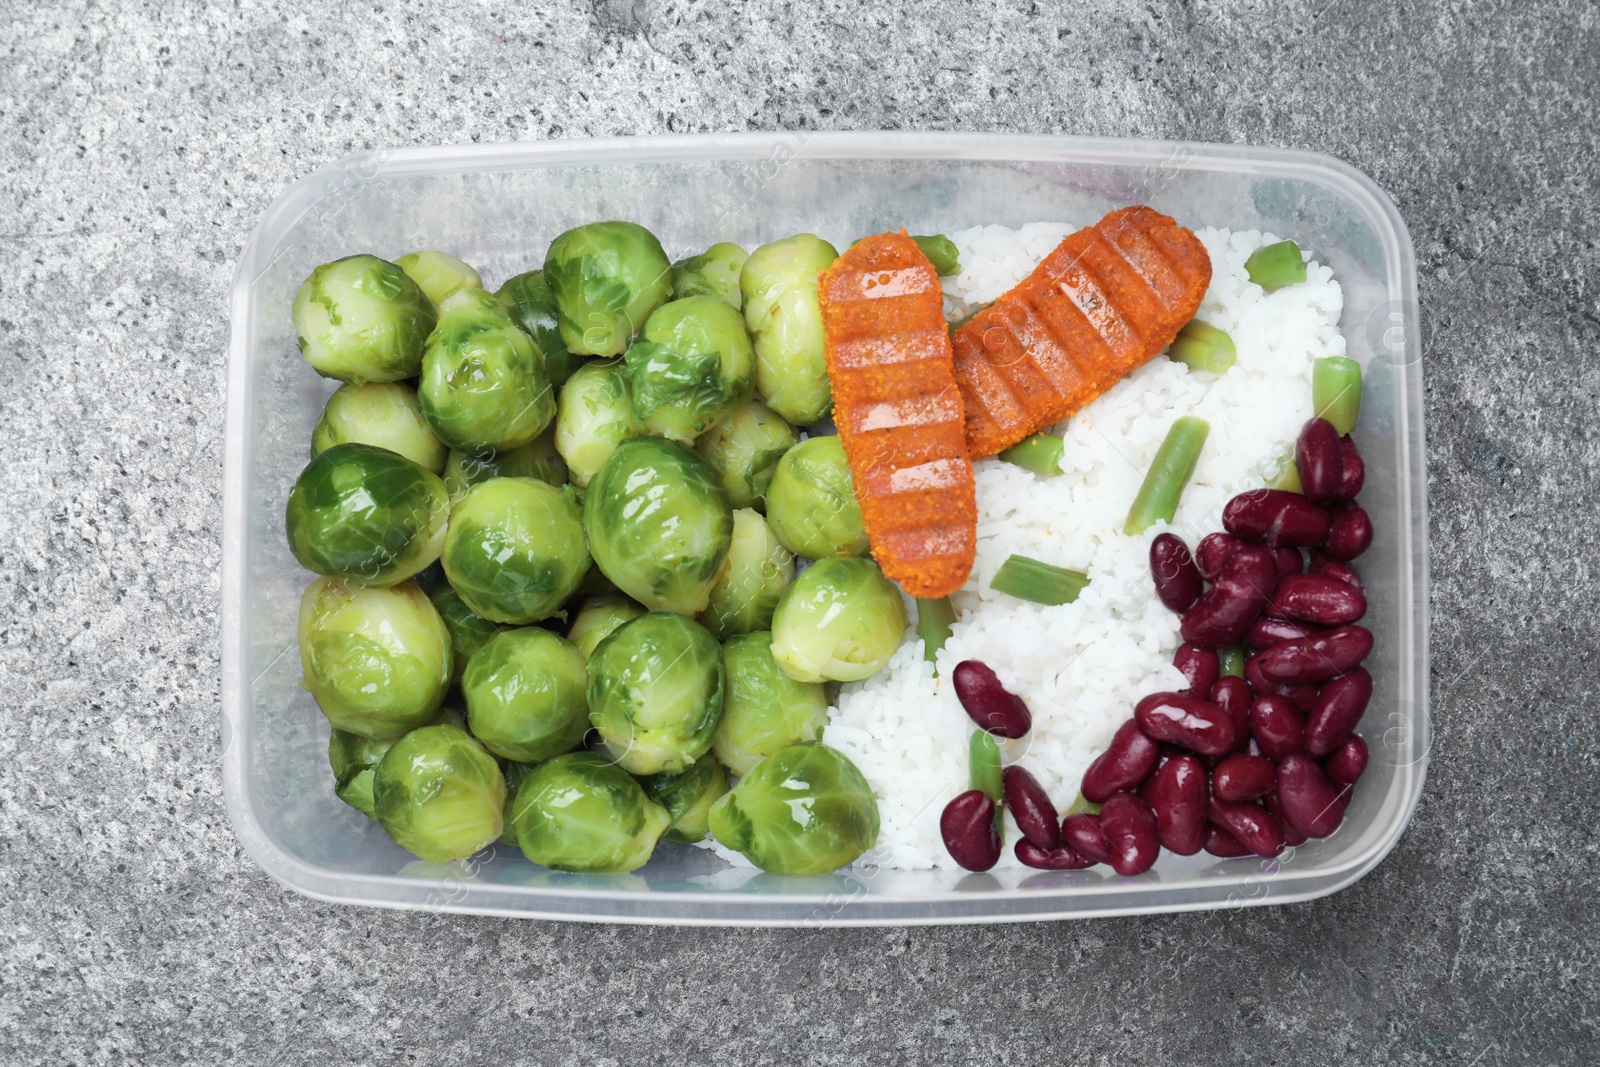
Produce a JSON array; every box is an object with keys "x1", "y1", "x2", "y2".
[
  {"x1": 917, "y1": 596, "x2": 956, "y2": 665},
  {"x1": 998, "y1": 432, "x2": 1065, "y2": 476},
  {"x1": 1219, "y1": 644, "x2": 1246, "y2": 678},
  {"x1": 910, "y1": 234, "x2": 961, "y2": 276},
  {"x1": 1124, "y1": 416, "x2": 1210, "y2": 535},
  {"x1": 1270, "y1": 455, "x2": 1303, "y2": 493},
  {"x1": 1313, "y1": 356, "x2": 1363, "y2": 436},
  {"x1": 968, "y1": 731, "x2": 1003, "y2": 804},
  {"x1": 1168, "y1": 319, "x2": 1237, "y2": 374},
  {"x1": 1064, "y1": 792, "x2": 1102, "y2": 817},
  {"x1": 990, "y1": 555, "x2": 1090, "y2": 606},
  {"x1": 1245, "y1": 240, "x2": 1307, "y2": 290}
]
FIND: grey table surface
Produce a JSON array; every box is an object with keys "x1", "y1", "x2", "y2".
[{"x1": 2, "y1": 1, "x2": 1596, "y2": 1064}]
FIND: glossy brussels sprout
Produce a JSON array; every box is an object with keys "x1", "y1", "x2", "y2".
[
  {"x1": 624, "y1": 295, "x2": 756, "y2": 443},
  {"x1": 587, "y1": 612, "x2": 724, "y2": 775},
  {"x1": 462, "y1": 628, "x2": 589, "y2": 763},
  {"x1": 442, "y1": 477, "x2": 590, "y2": 624},
  {"x1": 553, "y1": 361, "x2": 641, "y2": 490},
  {"x1": 670, "y1": 242, "x2": 748, "y2": 310},
  {"x1": 642, "y1": 753, "x2": 729, "y2": 844},
  {"x1": 764, "y1": 435, "x2": 868, "y2": 559},
  {"x1": 493, "y1": 269, "x2": 583, "y2": 387},
  {"x1": 695, "y1": 398, "x2": 797, "y2": 510},
  {"x1": 292, "y1": 254, "x2": 437, "y2": 383},
  {"x1": 583, "y1": 438, "x2": 733, "y2": 615},
  {"x1": 299, "y1": 577, "x2": 452, "y2": 738},
  {"x1": 312, "y1": 382, "x2": 449, "y2": 473},
  {"x1": 417, "y1": 288, "x2": 556, "y2": 454},
  {"x1": 740, "y1": 234, "x2": 839, "y2": 425},
  {"x1": 425, "y1": 583, "x2": 505, "y2": 684},
  {"x1": 286, "y1": 443, "x2": 450, "y2": 587},
  {"x1": 566, "y1": 595, "x2": 647, "y2": 659},
  {"x1": 714, "y1": 631, "x2": 830, "y2": 775},
  {"x1": 543, "y1": 221, "x2": 672, "y2": 357},
  {"x1": 497, "y1": 760, "x2": 536, "y2": 845},
  {"x1": 372, "y1": 723, "x2": 506, "y2": 861},
  {"x1": 441, "y1": 427, "x2": 567, "y2": 503},
  {"x1": 396, "y1": 249, "x2": 483, "y2": 306},
  {"x1": 329, "y1": 708, "x2": 464, "y2": 818},
  {"x1": 698, "y1": 508, "x2": 794, "y2": 639},
  {"x1": 510, "y1": 752, "x2": 670, "y2": 872},
  {"x1": 708, "y1": 742, "x2": 880, "y2": 875},
  {"x1": 770, "y1": 556, "x2": 908, "y2": 683}
]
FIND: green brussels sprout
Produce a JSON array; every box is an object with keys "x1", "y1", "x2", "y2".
[
  {"x1": 312, "y1": 381, "x2": 449, "y2": 473},
  {"x1": 714, "y1": 631, "x2": 830, "y2": 775},
  {"x1": 624, "y1": 295, "x2": 756, "y2": 443},
  {"x1": 372, "y1": 723, "x2": 506, "y2": 861},
  {"x1": 441, "y1": 477, "x2": 590, "y2": 624},
  {"x1": 441, "y1": 427, "x2": 567, "y2": 503},
  {"x1": 770, "y1": 556, "x2": 908, "y2": 683},
  {"x1": 299, "y1": 577, "x2": 452, "y2": 738},
  {"x1": 566, "y1": 595, "x2": 647, "y2": 660},
  {"x1": 417, "y1": 288, "x2": 556, "y2": 453},
  {"x1": 329, "y1": 708, "x2": 465, "y2": 818},
  {"x1": 553, "y1": 360, "x2": 642, "y2": 490},
  {"x1": 642, "y1": 753, "x2": 730, "y2": 844},
  {"x1": 764, "y1": 435, "x2": 868, "y2": 560},
  {"x1": 695, "y1": 398, "x2": 797, "y2": 510},
  {"x1": 543, "y1": 221, "x2": 673, "y2": 357},
  {"x1": 587, "y1": 612, "x2": 724, "y2": 775},
  {"x1": 292, "y1": 254, "x2": 437, "y2": 383},
  {"x1": 493, "y1": 269, "x2": 584, "y2": 387},
  {"x1": 425, "y1": 582, "x2": 506, "y2": 684},
  {"x1": 510, "y1": 752, "x2": 670, "y2": 872},
  {"x1": 286, "y1": 442, "x2": 450, "y2": 588},
  {"x1": 670, "y1": 242, "x2": 748, "y2": 310},
  {"x1": 698, "y1": 508, "x2": 794, "y2": 639},
  {"x1": 396, "y1": 249, "x2": 483, "y2": 306},
  {"x1": 708, "y1": 742, "x2": 880, "y2": 875},
  {"x1": 462, "y1": 627, "x2": 589, "y2": 763},
  {"x1": 740, "y1": 234, "x2": 839, "y2": 425},
  {"x1": 497, "y1": 760, "x2": 537, "y2": 845},
  {"x1": 583, "y1": 438, "x2": 733, "y2": 615}
]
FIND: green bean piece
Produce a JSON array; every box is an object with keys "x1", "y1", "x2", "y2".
[
  {"x1": 998, "y1": 432, "x2": 1064, "y2": 476},
  {"x1": 1269, "y1": 456, "x2": 1304, "y2": 493},
  {"x1": 917, "y1": 596, "x2": 957, "y2": 665},
  {"x1": 1064, "y1": 792, "x2": 1102, "y2": 817},
  {"x1": 968, "y1": 731, "x2": 1002, "y2": 805},
  {"x1": 1313, "y1": 356, "x2": 1363, "y2": 436},
  {"x1": 1244, "y1": 240, "x2": 1307, "y2": 291},
  {"x1": 910, "y1": 234, "x2": 961, "y2": 276},
  {"x1": 990, "y1": 554, "x2": 1090, "y2": 606},
  {"x1": 1168, "y1": 319, "x2": 1237, "y2": 374},
  {"x1": 1124, "y1": 416, "x2": 1210, "y2": 535},
  {"x1": 1219, "y1": 644, "x2": 1246, "y2": 678}
]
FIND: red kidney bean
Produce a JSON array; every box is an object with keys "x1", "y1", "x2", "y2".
[
  {"x1": 1173, "y1": 643, "x2": 1219, "y2": 698},
  {"x1": 1268, "y1": 574, "x2": 1367, "y2": 626},
  {"x1": 1223, "y1": 489, "x2": 1331, "y2": 548},
  {"x1": 1324, "y1": 734, "x2": 1369, "y2": 790},
  {"x1": 1324, "y1": 501, "x2": 1373, "y2": 561},
  {"x1": 1254, "y1": 625, "x2": 1373, "y2": 684},
  {"x1": 1305, "y1": 667, "x2": 1373, "y2": 756},
  {"x1": 1246, "y1": 616, "x2": 1324, "y2": 650},
  {"x1": 1248, "y1": 694, "x2": 1307, "y2": 761},
  {"x1": 1142, "y1": 754, "x2": 1208, "y2": 855},
  {"x1": 1196, "y1": 531, "x2": 1247, "y2": 581},
  {"x1": 1081, "y1": 719, "x2": 1161, "y2": 803},
  {"x1": 952, "y1": 660, "x2": 1032, "y2": 739},
  {"x1": 1180, "y1": 545, "x2": 1278, "y2": 648},
  {"x1": 1210, "y1": 676, "x2": 1253, "y2": 753},
  {"x1": 1015, "y1": 839, "x2": 1096, "y2": 870},
  {"x1": 940, "y1": 790, "x2": 1002, "y2": 872},
  {"x1": 1337, "y1": 436, "x2": 1365, "y2": 500},
  {"x1": 1308, "y1": 549, "x2": 1363, "y2": 590},
  {"x1": 1274, "y1": 547, "x2": 1305, "y2": 576},
  {"x1": 1135, "y1": 692, "x2": 1238, "y2": 757},
  {"x1": 1275, "y1": 755, "x2": 1346, "y2": 838},
  {"x1": 1203, "y1": 822, "x2": 1253, "y2": 857},
  {"x1": 1062, "y1": 813, "x2": 1112, "y2": 864},
  {"x1": 1002, "y1": 765, "x2": 1061, "y2": 849},
  {"x1": 1265, "y1": 792, "x2": 1309, "y2": 846},
  {"x1": 1150, "y1": 533, "x2": 1203, "y2": 613},
  {"x1": 1212, "y1": 754, "x2": 1278, "y2": 801},
  {"x1": 1100, "y1": 794, "x2": 1162, "y2": 875},
  {"x1": 1297, "y1": 418, "x2": 1344, "y2": 503},
  {"x1": 1208, "y1": 798, "x2": 1286, "y2": 857},
  {"x1": 1245, "y1": 656, "x2": 1321, "y2": 712}
]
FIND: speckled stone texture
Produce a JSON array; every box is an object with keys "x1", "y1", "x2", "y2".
[{"x1": 1, "y1": 0, "x2": 1596, "y2": 1063}]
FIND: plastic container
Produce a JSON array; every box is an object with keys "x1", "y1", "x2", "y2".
[{"x1": 223, "y1": 132, "x2": 1427, "y2": 924}]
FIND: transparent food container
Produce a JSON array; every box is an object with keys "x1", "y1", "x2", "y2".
[{"x1": 223, "y1": 132, "x2": 1427, "y2": 924}]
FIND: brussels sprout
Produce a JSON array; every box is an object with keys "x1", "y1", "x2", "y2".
[
  {"x1": 764, "y1": 435, "x2": 868, "y2": 560},
  {"x1": 442, "y1": 428, "x2": 567, "y2": 503},
  {"x1": 396, "y1": 249, "x2": 483, "y2": 306},
  {"x1": 493, "y1": 269, "x2": 583, "y2": 387},
  {"x1": 329, "y1": 708, "x2": 465, "y2": 818},
  {"x1": 642, "y1": 753, "x2": 730, "y2": 844},
  {"x1": 442, "y1": 477, "x2": 590, "y2": 624},
  {"x1": 425, "y1": 583, "x2": 506, "y2": 684},
  {"x1": 698, "y1": 508, "x2": 794, "y2": 639},
  {"x1": 511, "y1": 752, "x2": 670, "y2": 872},
  {"x1": 371, "y1": 723, "x2": 506, "y2": 861},
  {"x1": 553, "y1": 360, "x2": 642, "y2": 490},
  {"x1": 587, "y1": 612, "x2": 724, "y2": 775},
  {"x1": 543, "y1": 221, "x2": 673, "y2": 357},
  {"x1": 695, "y1": 398, "x2": 797, "y2": 510},
  {"x1": 708, "y1": 742, "x2": 880, "y2": 874},
  {"x1": 671, "y1": 242, "x2": 748, "y2": 310},
  {"x1": 292, "y1": 254, "x2": 437, "y2": 383},
  {"x1": 566, "y1": 595, "x2": 647, "y2": 660},
  {"x1": 740, "y1": 234, "x2": 838, "y2": 425},
  {"x1": 714, "y1": 631, "x2": 830, "y2": 775},
  {"x1": 286, "y1": 443, "x2": 450, "y2": 588},
  {"x1": 299, "y1": 577, "x2": 452, "y2": 738},
  {"x1": 770, "y1": 556, "x2": 909, "y2": 683},
  {"x1": 583, "y1": 438, "x2": 733, "y2": 615},
  {"x1": 417, "y1": 288, "x2": 556, "y2": 454},
  {"x1": 462, "y1": 628, "x2": 589, "y2": 763},
  {"x1": 312, "y1": 382, "x2": 449, "y2": 473},
  {"x1": 497, "y1": 760, "x2": 537, "y2": 845},
  {"x1": 624, "y1": 296, "x2": 756, "y2": 443}
]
